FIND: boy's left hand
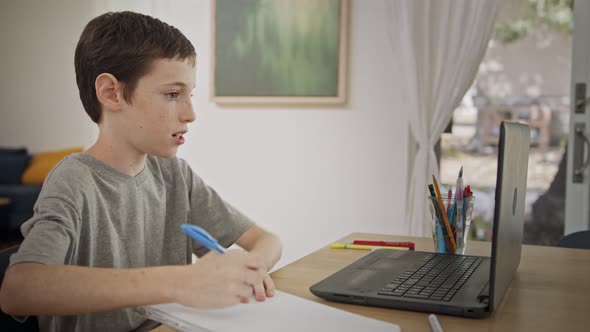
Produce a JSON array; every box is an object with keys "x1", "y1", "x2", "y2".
[
  {"x1": 243, "y1": 273, "x2": 275, "y2": 303},
  {"x1": 235, "y1": 226, "x2": 282, "y2": 303}
]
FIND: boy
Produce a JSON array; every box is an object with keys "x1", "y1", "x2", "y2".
[{"x1": 0, "y1": 11, "x2": 282, "y2": 332}]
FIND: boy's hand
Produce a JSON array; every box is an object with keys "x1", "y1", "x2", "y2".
[
  {"x1": 247, "y1": 259, "x2": 275, "y2": 303},
  {"x1": 173, "y1": 250, "x2": 267, "y2": 308}
]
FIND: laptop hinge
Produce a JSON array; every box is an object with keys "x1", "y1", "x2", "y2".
[{"x1": 477, "y1": 282, "x2": 490, "y2": 304}]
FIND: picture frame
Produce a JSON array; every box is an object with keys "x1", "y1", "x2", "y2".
[{"x1": 210, "y1": 0, "x2": 349, "y2": 105}]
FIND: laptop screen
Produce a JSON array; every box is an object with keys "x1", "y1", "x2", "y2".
[{"x1": 489, "y1": 121, "x2": 530, "y2": 311}]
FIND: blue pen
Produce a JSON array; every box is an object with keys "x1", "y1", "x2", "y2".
[
  {"x1": 180, "y1": 224, "x2": 227, "y2": 254},
  {"x1": 435, "y1": 221, "x2": 446, "y2": 253},
  {"x1": 447, "y1": 195, "x2": 456, "y2": 228}
]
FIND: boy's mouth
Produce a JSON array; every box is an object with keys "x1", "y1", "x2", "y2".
[{"x1": 172, "y1": 130, "x2": 187, "y2": 145}]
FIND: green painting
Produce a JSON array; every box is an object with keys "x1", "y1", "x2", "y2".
[{"x1": 212, "y1": 0, "x2": 347, "y2": 104}]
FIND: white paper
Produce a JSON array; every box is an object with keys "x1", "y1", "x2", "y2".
[{"x1": 138, "y1": 291, "x2": 400, "y2": 332}]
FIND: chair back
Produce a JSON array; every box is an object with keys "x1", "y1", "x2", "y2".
[{"x1": 0, "y1": 245, "x2": 39, "y2": 331}]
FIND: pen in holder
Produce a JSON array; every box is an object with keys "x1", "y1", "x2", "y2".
[{"x1": 428, "y1": 195, "x2": 475, "y2": 255}]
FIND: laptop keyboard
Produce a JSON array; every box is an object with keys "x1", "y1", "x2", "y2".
[{"x1": 377, "y1": 254, "x2": 484, "y2": 302}]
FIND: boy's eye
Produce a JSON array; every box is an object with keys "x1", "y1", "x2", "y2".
[{"x1": 166, "y1": 92, "x2": 180, "y2": 99}]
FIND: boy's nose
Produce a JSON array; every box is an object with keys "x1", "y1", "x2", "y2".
[{"x1": 181, "y1": 100, "x2": 196, "y2": 123}]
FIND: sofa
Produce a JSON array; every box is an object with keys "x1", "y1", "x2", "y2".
[{"x1": 0, "y1": 148, "x2": 42, "y2": 234}]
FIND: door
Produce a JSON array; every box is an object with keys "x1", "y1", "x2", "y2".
[{"x1": 565, "y1": 0, "x2": 590, "y2": 234}]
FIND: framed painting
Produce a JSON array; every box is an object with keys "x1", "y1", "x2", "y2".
[{"x1": 211, "y1": 0, "x2": 349, "y2": 105}]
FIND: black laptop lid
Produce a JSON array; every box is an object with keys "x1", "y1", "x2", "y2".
[{"x1": 489, "y1": 121, "x2": 530, "y2": 311}]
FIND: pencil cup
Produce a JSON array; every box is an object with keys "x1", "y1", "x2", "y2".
[{"x1": 428, "y1": 195, "x2": 475, "y2": 255}]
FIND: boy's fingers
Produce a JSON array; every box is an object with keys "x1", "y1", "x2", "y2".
[
  {"x1": 239, "y1": 284, "x2": 253, "y2": 298},
  {"x1": 263, "y1": 275, "x2": 275, "y2": 297},
  {"x1": 242, "y1": 269, "x2": 264, "y2": 287},
  {"x1": 252, "y1": 282, "x2": 266, "y2": 301},
  {"x1": 229, "y1": 282, "x2": 252, "y2": 299}
]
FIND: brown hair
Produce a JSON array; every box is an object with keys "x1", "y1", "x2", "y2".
[{"x1": 75, "y1": 11, "x2": 196, "y2": 123}]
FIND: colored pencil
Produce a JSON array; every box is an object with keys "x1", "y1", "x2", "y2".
[{"x1": 432, "y1": 175, "x2": 458, "y2": 253}]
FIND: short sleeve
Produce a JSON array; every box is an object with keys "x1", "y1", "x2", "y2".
[
  {"x1": 10, "y1": 196, "x2": 79, "y2": 267},
  {"x1": 187, "y1": 170, "x2": 254, "y2": 257}
]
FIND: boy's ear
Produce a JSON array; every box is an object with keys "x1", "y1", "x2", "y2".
[{"x1": 95, "y1": 73, "x2": 124, "y2": 111}]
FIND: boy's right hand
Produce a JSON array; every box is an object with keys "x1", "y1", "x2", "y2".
[{"x1": 172, "y1": 250, "x2": 267, "y2": 308}]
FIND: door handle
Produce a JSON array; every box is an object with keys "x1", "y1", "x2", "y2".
[{"x1": 573, "y1": 123, "x2": 590, "y2": 183}]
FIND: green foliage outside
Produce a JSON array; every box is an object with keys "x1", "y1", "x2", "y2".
[
  {"x1": 495, "y1": 0, "x2": 573, "y2": 44},
  {"x1": 215, "y1": 0, "x2": 341, "y2": 97}
]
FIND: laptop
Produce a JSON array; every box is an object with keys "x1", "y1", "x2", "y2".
[{"x1": 310, "y1": 121, "x2": 530, "y2": 318}]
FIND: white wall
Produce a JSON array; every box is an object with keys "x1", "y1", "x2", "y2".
[
  {"x1": 0, "y1": 0, "x2": 98, "y2": 152},
  {"x1": 0, "y1": 0, "x2": 409, "y2": 267}
]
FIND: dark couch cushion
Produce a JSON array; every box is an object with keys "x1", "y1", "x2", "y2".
[
  {"x1": 0, "y1": 185, "x2": 42, "y2": 213},
  {"x1": 0, "y1": 147, "x2": 28, "y2": 156},
  {"x1": 0, "y1": 185, "x2": 42, "y2": 231},
  {"x1": 7, "y1": 212, "x2": 35, "y2": 232},
  {"x1": 0, "y1": 154, "x2": 31, "y2": 184}
]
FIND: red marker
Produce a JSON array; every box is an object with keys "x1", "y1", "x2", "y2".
[
  {"x1": 465, "y1": 185, "x2": 472, "y2": 197},
  {"x1": 352, "y1": 240, "x2": 415, "y2": 251}
]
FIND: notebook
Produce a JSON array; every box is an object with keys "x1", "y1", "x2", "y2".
[
  {"x1": 136, "y1": 290, "x2": 400, "y2": 332},
  {"x1": 309, "y1": 121, "x2": 530, "y2": 318}
]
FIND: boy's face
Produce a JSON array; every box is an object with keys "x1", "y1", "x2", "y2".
[{"x1": 119, "y1": 58, "x2": 196, "y2": 158}]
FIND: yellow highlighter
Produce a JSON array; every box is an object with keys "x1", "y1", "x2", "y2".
[{"x1": 330, "y1": 243, "x2": 410, "y2": 251}]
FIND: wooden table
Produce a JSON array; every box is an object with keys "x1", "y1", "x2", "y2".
[{"x1": 155, "y1": 232, "x2": 590, "y2": 332}]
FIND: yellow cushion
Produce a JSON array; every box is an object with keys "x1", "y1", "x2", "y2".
[{"x1": 21, "y1": 147, "x2": 84, "y2": 185}]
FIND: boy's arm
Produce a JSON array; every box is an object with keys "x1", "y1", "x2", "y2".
[
  {"x1": 235, "y1": 225, "x2": 282, "y2": 271},
  {"x1": 0, "y1": 250, "x2": 267, "y2": 316},
  {"x1": 234, "y1": 225, "x2": 282, "y2": 302},
  {"x1": 0, "y1": 263, "x2": 175, "y2": 316}
]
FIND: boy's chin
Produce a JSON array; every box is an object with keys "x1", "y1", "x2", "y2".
[{"x1": 152, "y1": 149, "x2": 178, "y2": 159}]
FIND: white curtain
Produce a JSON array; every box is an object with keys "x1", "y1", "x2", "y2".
[{"x1": 386, "y1": 0, "x2": 502, "y2": 236}]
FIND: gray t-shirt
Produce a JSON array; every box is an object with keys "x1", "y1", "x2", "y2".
[{"x1": 9, "y1": 153, "x2": 254, "y2": 332}]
